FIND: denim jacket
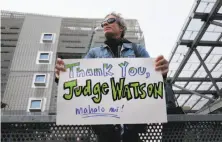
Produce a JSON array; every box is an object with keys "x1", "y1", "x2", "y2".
[{"x1": 85, "y1": 43, "x2": 150, "y2": 58}]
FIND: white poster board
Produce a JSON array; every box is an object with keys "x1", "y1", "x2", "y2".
[{"x1": 56, "y1": 58, "x2": 167, "y2": 125}]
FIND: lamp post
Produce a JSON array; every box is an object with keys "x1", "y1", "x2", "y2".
[{"x1": 86, "y1": 26, "x2": 99, "y2": 55}]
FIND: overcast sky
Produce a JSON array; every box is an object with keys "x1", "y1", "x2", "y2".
[{"x1": 1, "y1": 0, "x2": 195, "y2": 58}]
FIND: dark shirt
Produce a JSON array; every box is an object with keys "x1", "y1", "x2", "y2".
[{"x1": 104, "y1": 38, "x2": 122, "y2": 57}]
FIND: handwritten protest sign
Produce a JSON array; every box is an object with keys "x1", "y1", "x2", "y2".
[{"x1": 56, "y1": 58, "x2": 167, "y2": 125}]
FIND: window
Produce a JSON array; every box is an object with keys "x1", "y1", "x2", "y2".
[
  {"x1": 36, "y1": 51, "x2": 52, "y2": 64},
  {"x1": 1, "y1": 39, "x2": 17, "y2": 41},
  {"x1": 35, "y1": 74, "x2": 46, "y2": 85},
  {"x1": 27, "y1": 98, "x2": 46, "y2": 112},
  {"x1": 43, "y1": 34, "x2": 53, "y2": 40},
  {"x1": 30, "y1": 100, "x2": 42, "y2": 109},
  {"x1": 1, "y1": 51, "x2": 10, "y2": 53},
  {"x1": 65, "y1": 46, "x2": 85, "y2": 49},
  {"x1": 1, "y1": 44, "x2": 16, "y2": 47},
  {"x1": 1, "y1": 66, "x2": 8, "y2": 69},
  {"x1": 40, "y1": 33, "x2": 56, "y2": 43},
  {"x1": 1, "y1": 32, "x2": 18, "y2": 35},
  {"x1": 61, "y1": 40, "x2": 81, "y2": 43},
  {"x1": 40, "y1": 53, "x2": 49, "y2": 59},
  {"x1": 35, "y1": 75, "x2": 45, "y2": 82},
  {"x1": 32, "y1": 73, "x2": 50, "y2": 88},
  {"x1": 10, "y1": 27, "x2": 20, "y2": 30},
  {"x1": 60, "y1": 33, "x2": 88, "y2": 36}
]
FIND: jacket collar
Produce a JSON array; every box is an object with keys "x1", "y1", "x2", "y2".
[{"x1": 101, "y1": 43, "x2": 133, "y2": 51}]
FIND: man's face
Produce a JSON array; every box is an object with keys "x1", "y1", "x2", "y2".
[{"x1": 102, "y1": 15, "x2": 123, "y2": 39}]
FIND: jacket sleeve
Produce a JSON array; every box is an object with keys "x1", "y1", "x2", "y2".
[
  {"x1": 137, "y1": 44, "x2": 150, "y2": 58},
  {"x1": 84, "y1": 48, "x2": 95, "y2": 58}
]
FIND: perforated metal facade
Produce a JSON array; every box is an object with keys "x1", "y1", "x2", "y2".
[{"x1": 2, "y1": 115, "x2": 222, "y2": 142}]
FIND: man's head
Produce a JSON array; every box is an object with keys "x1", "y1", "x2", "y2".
[{"x1": 101, "y1": 12, "x2": 127, "y2": 39}]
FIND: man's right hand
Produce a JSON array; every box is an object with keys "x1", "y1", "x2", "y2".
[{"x1": 55, "y1": 58, "x2": 66, "y2": 78}]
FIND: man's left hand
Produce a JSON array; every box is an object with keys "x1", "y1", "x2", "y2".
[{"x1": 155, "y1": 55, "x2": 169, "y2": 78}]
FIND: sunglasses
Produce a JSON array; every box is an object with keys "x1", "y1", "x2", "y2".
[{"x1": 101, "y1": 18, "x2": 118, "y2": 28}]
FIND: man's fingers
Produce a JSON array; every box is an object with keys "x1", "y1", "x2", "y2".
[
  {"x1": 155, "y1": 67, "x2": 169, "y2": 76},
  {"x1": 57, "y1": 58, "x2": 65, "y2": 65},
  {"x1": 155, "y1": 64, "x2": 168, "y2": 71},
  {"x1": 55, "y1": 64, "x2": 66, "y2": 71},
  {"x1": 56, "y1": 71, "x2": 59, "y2": 76},
  {"x1": 55, "y1": 72, "x2": 60, "y2": 78},
  {"x1": 155, "y1": 55, "x2": 164, "y2": 62},
  {"x1": 155, "y1": 58, "x2": 168, "y2": 67},
  {"x1": 55, "y1": 64, "x2": 61, "y2": 70}
]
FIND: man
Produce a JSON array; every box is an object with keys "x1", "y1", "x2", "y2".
[{"x1": 55, "y1": 12, "x2": 169, "y2": 142}]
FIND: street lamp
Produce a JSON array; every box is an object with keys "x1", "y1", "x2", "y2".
[{"x1": 86, "y1": 26, "x2": 99, "y2": 55}]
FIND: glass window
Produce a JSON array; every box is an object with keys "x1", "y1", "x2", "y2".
[
  {"x1": 35, "y1": 75, "x2": 45, "y2": 82},
  {"x1": 196, "y1": 2, "x2": 208, "y2": 13},
  {"x1": 187, "y1": 19, "x2": 203, "y2": 31},
  {"x1": 201, "y1": 32, "x2": 221, "y2": 41},
  {"x1": 182, "y1": 31, "x2": 192, "y2": 40},
  {"x1": 30, "y1": 100, "x2": 41, "y2": 109},
  {"x1": 41, "y1": 33, "x2": 55, "y2": 43},
  {"x1": 184, "y1": 95, "x2": 201, "y2": 108},
  {"x1": 43, "y1": 34, "x2": 53, "y2": 40},
  {"x1": 192, "y1": 98, "x2": 208, "y2": 110},
  {"x1": 33, "y1": 74, "x2": 49, "y2": 88},
  {"x1": 211, "y1": 71, "x2": 222, "y2": 78},
  {"x1": 37, "y1": 52, "x2": 52, "y2": 64},
  {"x1": 39, "y1": 53, "x2": 49, "y2": 59},
  {"x1": 205, "y1": 3, "x2": 215, "y2": 13},
  {"x1": 197, "y1": 82, "x2": 212, "y2": 90},
  {"x1": 186, "y1": 82, "x2": 201, "y2": 90},
  {"x1": 190, "y1": 32, "x2": 198, "y2": 40},
  {"x1": 177, "y1": 95, "x2": 191, "y2": 106},
  {"x1": 179, "y1": 71, "x2": 194, "y2": 77}
]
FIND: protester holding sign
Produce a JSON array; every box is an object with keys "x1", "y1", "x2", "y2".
[{"x1": 55, "y1": 12, "x2": 169, "y2": 142}]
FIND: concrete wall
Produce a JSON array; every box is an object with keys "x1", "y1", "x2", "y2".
[
  {"x1": 1, "y1": 18, "x2": 24, "y2": 97},
  {"x1": 2, "y1": 15, "x2": 62, "y2": 116}
]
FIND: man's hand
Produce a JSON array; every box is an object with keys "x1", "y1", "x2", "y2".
[
  {"x1": 55, "y1": 58, "x2": 66, "y2": 78},
  {"x1": 155, "y1": 55, "x2": 169, "y2": 78}
]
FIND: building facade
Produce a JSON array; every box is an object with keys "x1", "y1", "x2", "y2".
[{"x1": 1, "y1": 10, "x2": 145, "y2": 118}]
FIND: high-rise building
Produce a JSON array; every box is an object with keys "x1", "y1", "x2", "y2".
[{"x1": 1, "y1": 10, "x2": 145, "y2": 117}]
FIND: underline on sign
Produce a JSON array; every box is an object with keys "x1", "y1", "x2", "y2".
[{"x1": 81, "y1": 113, "x2": 120, "y2": 119}]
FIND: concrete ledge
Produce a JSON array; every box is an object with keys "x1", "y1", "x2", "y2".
[{"x1": 2, "y1": 114, "x2": 222, "y2": 123}]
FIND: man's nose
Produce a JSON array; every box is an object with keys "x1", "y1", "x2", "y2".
[{"x1": 103, "y1": 21, "x2": 109, "y2": 27}]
